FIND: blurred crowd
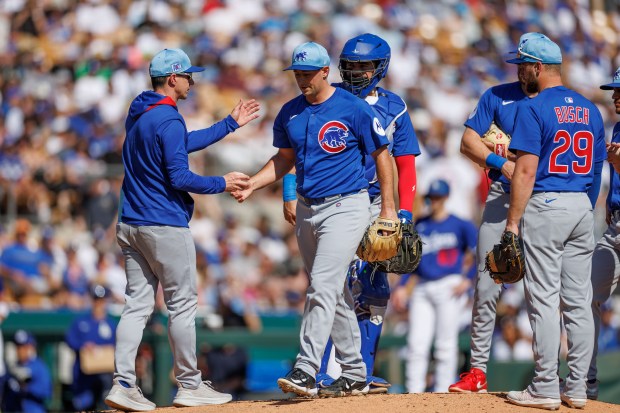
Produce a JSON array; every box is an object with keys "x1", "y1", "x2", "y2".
[{"x1": 1, "y1": 0, "x2": 620, "y2": 387}]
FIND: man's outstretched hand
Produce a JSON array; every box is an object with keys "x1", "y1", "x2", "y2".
[{"x1": 230, "y1": 99, "x2": 260, "y2": 127}]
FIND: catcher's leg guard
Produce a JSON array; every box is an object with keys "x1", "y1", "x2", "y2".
[
  {"x1": 354, "y1": 267, "x2": 391, "y2": 392},
  {"x1": 358, "y1": 308, "x2": 385, "y2": 375}
]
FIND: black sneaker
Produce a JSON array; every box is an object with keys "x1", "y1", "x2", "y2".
[
  {"x1": 318, "y1": 376, "x2": 369, "y2": 398},
  {"x1": 277, "y1": 368, "x2": 317, "y2": 397}
]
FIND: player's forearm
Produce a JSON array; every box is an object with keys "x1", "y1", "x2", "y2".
[
  {"x1": 460, "y1": 127, "x2": 492, "y2": 168},
  {"x1": 249, "y1": 153, "x2": 295, "y2": 192},
  {"x1": 506, "y1": 152, "x2": 538, "y2": 232},
  {"x1": 186, "y1": 115, "x2": 238, "y2": 153},
  {"x1": 374, "y1": 146, "x2": 397, "y2": 216}
]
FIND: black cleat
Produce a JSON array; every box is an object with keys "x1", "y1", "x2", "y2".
[
  {"x1": 277, "y1": 368, "x2": 317, "y2": 397},
  {"x1": 318, "y1": 376, "x2": 369, "y2": 398}
]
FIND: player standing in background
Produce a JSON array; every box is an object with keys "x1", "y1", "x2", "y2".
[
  {"x1": 232, "y1": 41, "x2": 398, "y2": 398},
  {"x1": 586, "y1": 68, "x2": 620, "y2": 400},
  {"x1": 281, "y1": 33, "x2": 420, "y2": 393},
  {"x1": 502, "y1": 36, "x2": 605, "y2": 410},
  {"x1": 393, "y1": 179, "x2": 477, "y2": 393},
  {"x1": 449, "y1": 32, "x2": 547, "y2": 393},
  {"x1": 2, "y1": 330, "x2": 52, "y2": 413},
  {"x1": 65, "y1": 285, "x2": 117, "y2": 412},
  {"x1": 105, "y1": 48, "x2": 260, "y2": 411}
]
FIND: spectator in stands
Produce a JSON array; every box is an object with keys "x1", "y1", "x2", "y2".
[
  {"x1": 2, "y1": 330, "x2": 52, "y2": 413},
  {"x1": 0, "y1": 219, "x2": 53, "y2": 307},
  {"x1": 492, "y1": 316, "x2": 534, "y2": 362},
  {"x1": 0, "y1": 287, "x2": 8, "y2": 403},
  {"x1": 61, "y1": 243, "x2": 91, "y2": 310},
  {"x1": 65, "y1": 285, "x2": 117, "y2": 412},
  {"x1": 38, "y1": 226, "x2": 66, "y2": 290}
]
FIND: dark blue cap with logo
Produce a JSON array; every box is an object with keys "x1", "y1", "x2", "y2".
[
  {"x1": 149, "y1": 48, "x2": 205, "y2": 77},
  {"x1": 91, "y1": 284, "x2": 110, "y2": 300},
  {"x1": 600, "y1": 67, "x2": 620, "y2": 90},
  {"x1": 426, "y1": 179, "x2": 450, "y2": 198},
  {"x1": 14, "y1": 329, "x2": 36, "y2": 346}
]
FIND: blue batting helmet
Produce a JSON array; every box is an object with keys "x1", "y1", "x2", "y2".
[{"x1": 339, "y1": 33, "x2": 391, "y2": 98}]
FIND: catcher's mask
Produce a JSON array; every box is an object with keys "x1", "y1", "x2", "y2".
[{"x1": 339, "y1": 33, "x2": 390, "y2": 98}]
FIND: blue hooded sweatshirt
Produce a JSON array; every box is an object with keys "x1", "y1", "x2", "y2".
[{"x1": 119, "y1": 91, "x2": 239, "y2": 227}]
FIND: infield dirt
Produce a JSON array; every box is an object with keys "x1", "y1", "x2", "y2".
[{"x1": 105, "y1": 392, "x2": 620, "y2": 413}]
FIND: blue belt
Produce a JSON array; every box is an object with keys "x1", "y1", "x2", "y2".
[{"x1": 297, "y1": 189, "x2": 363, "y2": 206}]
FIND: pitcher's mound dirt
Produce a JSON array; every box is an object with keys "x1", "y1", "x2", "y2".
[{"x1": 123, "y1": 392, "x2": 620, "y2": 413}]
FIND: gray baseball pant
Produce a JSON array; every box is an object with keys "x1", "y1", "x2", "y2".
[
  {"x1": 470, "y1": 182, "x2": 524, "y2": 372},
  {"x1": 588, "y1": 211, "x2": 620, "y2": 381},
  {"x1": 114, "y1": 222, "x2": 202, "y2": 389},
  {"x1": 522, "y1": 192, "x2": 594, "y2": 399},
  {"x1": 294, "y1": 191, "x2": 370, "y2": 382}
]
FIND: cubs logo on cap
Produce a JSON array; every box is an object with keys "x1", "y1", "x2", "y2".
[
  {"x1": 318, "y1": 121, "x2": 348, "y2": 154},
  {"x1": 284, "y1": 42, "x2": 330, "y2": 71},
  {"x1": 600, "y1": 67, "x2": 620, "y2": 90}
]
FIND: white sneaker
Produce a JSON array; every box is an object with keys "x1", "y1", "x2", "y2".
[
  {"x1": 586, "y1": 379, "x2": 599, "y2": 400},
  {"x1": 506, "y1": 389, "x2": 561, "y2": 410},
  {"x1": 173, "y1": 381, "x2": 233, "y2": 406},
  {"x1": 560, "y1": 392, "x2": 587, "y2": 409},
  {"x1": 105, "y1": 379, "x2": 156, "y2": 412}
]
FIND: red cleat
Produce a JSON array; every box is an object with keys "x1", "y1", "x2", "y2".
[{"x1": 448, "y1": 368, "x2": 488, "y2": 393}]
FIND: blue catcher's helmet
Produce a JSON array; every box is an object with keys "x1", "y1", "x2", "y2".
[{"x1": 339, "y1": 33, "x2": 391, "y2": 98}]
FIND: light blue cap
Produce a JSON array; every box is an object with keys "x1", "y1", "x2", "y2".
[
  {"x1": 600, "y1": 67, "x2": 620, "y2": 90},
  {"x1": 284, "y1": 42, "x2": 330, "y2": 71},
  {"x1": 426, "y1": 179, "x2": 450, "y2": 198},
  {"x1": 149, "y1": 48, "x2": 205, "y2": 77},
  {"x1": 507, "y1": 32, "x2": 549, "y2": 54},
  {"x1": 506, "y1": 35, "x2": 562, "y2": 65}
]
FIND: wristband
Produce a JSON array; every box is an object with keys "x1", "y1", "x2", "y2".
[
  {"x1": 283, "y1": 173, "x2": 297, "y2": 202},
  {"x1": 397, "y1": 209, "x2": 413, "y2": 223},
  {"x1": 485, "y1": 153, "x2": 507, "y2": 170}
]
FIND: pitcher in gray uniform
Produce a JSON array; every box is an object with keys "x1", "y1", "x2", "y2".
[
  {"x1": 231, "y1": 41, "x2": 397, "y2": 398},
  {"x1": 502, "y1": 37, "x2": 606, "y2": 410}
]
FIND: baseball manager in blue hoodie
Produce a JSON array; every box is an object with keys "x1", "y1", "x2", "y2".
[{"x1": 105, "y1": 48, "x2": 259, "y2": 411}]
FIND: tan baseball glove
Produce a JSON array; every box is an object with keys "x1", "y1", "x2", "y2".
[
  {"x1": 357, "y1": 217, "x2": 402, "y2": 262},
  {"x1": 481, "y1": 123, "x2": 511, "y2": 158},
  {"x1": 373, "y1": 220, "x2": 422, "y2": 274}
]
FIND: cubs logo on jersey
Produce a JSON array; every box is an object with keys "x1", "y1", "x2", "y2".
[{"x1": 319, "y1": 121, "x2": 349, "y2": 153}]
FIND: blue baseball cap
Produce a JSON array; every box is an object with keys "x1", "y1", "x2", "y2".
[
  {"x1": 506, "y1": 36, "x2": 562, "y2": 65},
  {"x1": 91, "y1": 284, "x2": 110, "y2": 300},
  {"x1": 14, "y1": 330, "x2": 36, "y2": 346},
  {"x1": 426, "y1": 179, "x2": 450, "y2": 198},
  {"x1": 600, "y1": 67, "x2": 620, "y2": 90},
  {"x1": 149, "y1": 48, "x2": 205, "y2": 77},
  {"x1": 284, "y1": 42, "x2": 330, "y2": 71}
]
